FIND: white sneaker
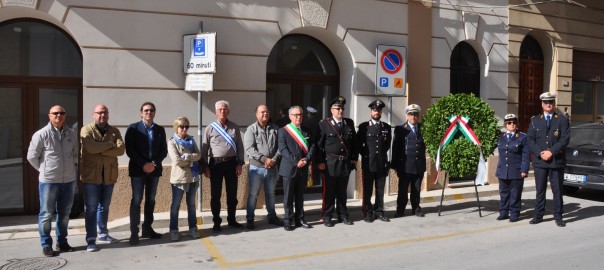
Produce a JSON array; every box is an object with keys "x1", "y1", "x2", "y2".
[
  {"x1": 97, "y1": 235, "x2": 118, "y2": 244},
  {"x1": 170, "y1": 231, "x2": 179, "y2": 241},
  {"x1": 86, "y1": 244, "x2": 99, "y2": 252},
  {"x1": 189, "y1": 228, "x2": 200, "y2": 239}
]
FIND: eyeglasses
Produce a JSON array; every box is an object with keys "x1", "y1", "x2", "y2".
[
  {"x1": 50, "y1": 111, "x2": 66, "y2": 116},
  {"x1": 179, "y1": 125, "x2": 190, "y2": 129},
  {"x1": 542, "y1": 100, "x2": 555, "y2": 105},
  {"x1": 332, "y1": 107, "x2": 343, "y2": 111},
  {"x1": 290, "y1": 114, "x2": 302, "y2": 117},
  {"x1": 407, "y1": 113, "x2": 419, "y2": 117},
  {"x1": 143, "y1": 109, "x2": 155, "y2": 113},
  {"x1": 94, "y1": 111, "x2": 108, "y2": 115},
  {"x1": 505, "y1": 121, "x2": 517, "y2": 125}
]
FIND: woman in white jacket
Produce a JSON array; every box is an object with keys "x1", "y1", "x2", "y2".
[{"x1": 167, "y1": 117, "x2": 201, "y2": 241}]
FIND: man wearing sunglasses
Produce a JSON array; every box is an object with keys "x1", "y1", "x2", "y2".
[
  {"x1": 527, "y1": 92, "x2": 570, "y2": 227},
  {"x1": 316, "y1": 96, "x2": 359, "y2": 227},
  {"x1": 125, "y1": 102, "x2": 168, "y2": 244},
  {"x1": 80, "y1": 104, "x2": 125, "y2": 251},
  {"x1": 27, "y1": 105, "x2": 79, "y2": 257}
]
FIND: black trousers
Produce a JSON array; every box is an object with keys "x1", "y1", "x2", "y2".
[
  {"x1": 397, "y1": 172, "x2": 423, "y2": 215},
  {"x1": 210, "y1": 159, "x2": 238, "y2": 224},
  {"x1": 498, "y1": 178, "x2": 524, "y2": 218},
  {"x1": 282, "y1": 171, "x2": 307, "y2": 225},
  {"x1": 362, "y1": 170, "x2": 386, "y2": 217},
  {"x1": 533, "y1": 167, "x2": 564, "y2": 220},
  {"x1": 322, "y1": 174, "x2": 350, "y2": 221}
]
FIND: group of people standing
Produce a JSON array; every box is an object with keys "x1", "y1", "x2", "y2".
[
  {"x1": 495, "y1": 92, "x2": 570, "y2": 227},
  {"x1": 27, "y1": 90, "x2": 569, "y2": 257}
]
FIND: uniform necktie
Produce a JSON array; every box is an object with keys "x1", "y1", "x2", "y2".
[
  {"x1": 412, "y1": 126, "x2": 417, "y2": 135},
  {"x1": 507, "y1": 133, "x2": 512, "y2": 142},
  {"x1": 337, "y1": 121, "x2": 343, "y2": 128},
  {"x1": 546, "y1": 115, "x2": 551, "y2": 127}
]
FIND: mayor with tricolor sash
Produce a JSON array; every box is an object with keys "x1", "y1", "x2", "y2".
[
  {"x1": 201, "y1": 100, "x2": 245, "y2": 233},
  {"x1": 278, "y1": 106, "x2": 316, "y2": 231}
]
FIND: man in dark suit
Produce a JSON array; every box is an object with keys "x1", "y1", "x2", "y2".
[
  {"x1": 316, "y1": 97, "x2": 358, "y2": 227},
  {"x1": 358, "y1": 100, "x2": 392, "y2": 222},
  {"x1": 278, "y1": 106, "x2": 315, "y2": 231},
  {"x1": 125, "y1": 102, "x2": 168, "y2": 245},
  {"x1": 392, "y1": 104, "x2": 426, "y2": 218},
  {"x1": 527, "y1": 92, "x2": 570, "y2": 227}
]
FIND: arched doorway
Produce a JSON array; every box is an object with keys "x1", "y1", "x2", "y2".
[
  {"x1": 518, "y1": 35, "x2": 544, "y2": 133},
  {"x1": 0, "y1": 19, "x2": 82, "y2": 214},
  {"x1": 266, "y1": 34, "x2": 339, "y2": 192},
  {"x1": 450, "y1": 41, "x2": 480, "y2": 97}
]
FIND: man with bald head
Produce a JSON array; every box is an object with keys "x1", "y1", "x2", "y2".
[
  {"x1": 27, "y1": 105, "x2": 79, "y2": 257},
  {"x1": 80, "y1": 104, "x2": 125, "y2": 252}
]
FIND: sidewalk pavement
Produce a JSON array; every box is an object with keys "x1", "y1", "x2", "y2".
[{"x1": 0, "y1": 178, "x2": 536, "y2": 240}]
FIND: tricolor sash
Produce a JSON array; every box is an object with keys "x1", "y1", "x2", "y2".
[
  {"x1": 284, "y1": 123, "x2": 309, "y2": 155},
  {"x1": 433, "y1": 115, "x2": 486, "y2": 186},
  {"x1": 210, "y1": 121, "x2": 237, "y2": 153}
]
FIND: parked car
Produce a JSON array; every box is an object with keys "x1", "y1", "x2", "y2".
[{"x1": 563, "y1": 122, "x2": 604, "y2": 193}]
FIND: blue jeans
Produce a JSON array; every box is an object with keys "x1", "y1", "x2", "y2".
[
  {"x1": 38, "y1": 181, "x2": 76, "y2": 248},
  {"x1": 170, "y1": 182, "x2": 198, "y2": 231},
  {"x1": 130, "y1": 176, "x2": 159, "y2": 233},
  {"x1": 83, "y1": 183, "x2": 115, "y2": 244},
  {"x1": 246, "y1": 165, "x2": 278, "y2": 221}
]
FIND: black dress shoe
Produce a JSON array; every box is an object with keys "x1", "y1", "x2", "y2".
[
  {"x1": 56, "y1": 243, "x2": 75, "y2": 252},
  {"x1": 341, "y1": 219, "x2": 354, "y2": 225},
  {"x1": 299, "y1": 220, "x2": 313, "y2": 229},
  {"x1": 129, "y1": 234, "x2": 139, "y2": 246},
  {"x1": 228, "y1": 221, "x2": 245, "y2": 229},
  {"x1": 376, "y1": 216, "x2": 390, "y2": 222},
  {"x1": 415, "y1": 212, "x2": 425, "y2": 217},
  {"x1": 509, "y1": 217, "x2": 519, "y2": 223},
  {"x1": 496, "y1": 215, "x2": 509, "y2": 221},
  {"x1": 268, "y1": 217, "x2": 284, "y2": 227},
  {"x1": 141, "y1": 228, "x2": 162, "y2": 239},
  {"x1": 364, "y1": 216, "x2": 374, "y2": 223},
  {"x1": 555, "y1": 219, "x2": 566, "y2": 227},
  {"x1": 246, "y1": 220, "x2": 255, "y2": 230},
  {"x1": 42, "y1": 247, "x2": 55, "y2": 257},
  {"x1": 284, "y1": 224, "x2": 295, "y2": 231},
  {"x1": 394, "y1": 212, "x2": 405, "y2": 218},
  {"x1": 324, "y1": 220, "x2": 334, "y2": 227},
  {"x1": 212, "y1": 224, "x2": 222, "y2": 232},
  {"x1": 529, "y1": 217, "x2": 543, "y2": 224}
]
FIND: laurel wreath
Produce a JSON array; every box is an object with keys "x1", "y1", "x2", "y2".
[{"x1": 422, "y1": 93, "x2": 499, "y2": 177}]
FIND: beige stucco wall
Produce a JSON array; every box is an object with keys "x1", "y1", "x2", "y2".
[{"x1": 508, "y1": 0, "x2": 604, "y2": 117}]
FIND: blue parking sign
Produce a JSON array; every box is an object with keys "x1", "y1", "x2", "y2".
[
  {"x1": 379, "y1": 77, "x2": 389, "y2": 87},
  {"x1": 193, "y1": 38, "x2": 205, "y2": 57}
]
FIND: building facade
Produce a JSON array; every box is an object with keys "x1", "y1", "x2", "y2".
[{"x1": 4, "y1": 0, "x2": 598, "y2": 219}]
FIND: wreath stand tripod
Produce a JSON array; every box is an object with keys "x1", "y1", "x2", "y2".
[{"x1": 437, "y1": 172, "x2": 483, "y2": 217}]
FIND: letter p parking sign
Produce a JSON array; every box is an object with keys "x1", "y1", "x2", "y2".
[{"x1": 193, "y1": 38, "x2": 206, "y2": 57}]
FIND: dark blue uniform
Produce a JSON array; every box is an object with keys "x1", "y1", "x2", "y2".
[
  {"x1": 358, "y1": 120, "x2": 391, "y2": 219},
  {"x1": 391, "y1": 122, "x2": 426, "y2": 216},
  {"x1": 316, "y1": 117, "x2": 358, "y2": 224},
  {"x1": 496, "y1": 131, "x2": 529, "y2": 219},
  {"x1": 527, "y1": 112, "x2": 570, "y2": 221}
]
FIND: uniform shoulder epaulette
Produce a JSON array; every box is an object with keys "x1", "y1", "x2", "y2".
[
  {"x1": 531, "y1": 115, "x2": 537, "y2": 119},
  {"x1": 518, "y1": 132, "x2": 527, "y2": 136}
]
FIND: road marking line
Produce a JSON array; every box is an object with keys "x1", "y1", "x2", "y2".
[{"x1": 202, "y1": 223, "x2": 520, "y2": 268}]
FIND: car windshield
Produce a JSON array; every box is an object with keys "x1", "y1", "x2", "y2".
[{"x1": 569, "y1": 127, "x2": 604, "y2": 147}]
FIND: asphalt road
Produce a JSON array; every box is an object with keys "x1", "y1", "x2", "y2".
[{"x1": 1, "y1": 189, "x2": 603, "y2": 270}]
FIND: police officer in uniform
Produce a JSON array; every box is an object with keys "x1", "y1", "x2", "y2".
[
  {"x1": 528, "y1": 92, "x2": 570, "y2": 227},
  {"x1": 358, "y1": 100, "x2": 392, "y2": 222},
  {"x1": 391, "y1": 104, "x2": 426, "y2": 218},
  {"x1": 496, "y1": 113, "x2": 530, "y2": 222},
  {"x1": 316, "y1": 96, "x2": 358, "y2": 227}
]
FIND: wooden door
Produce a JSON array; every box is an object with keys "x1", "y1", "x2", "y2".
[{"x1": 518, "y1": 59, "x2": 544, "y2": 133}]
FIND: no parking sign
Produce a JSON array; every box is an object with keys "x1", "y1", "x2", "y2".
[{"x1": 376, "y1": 45, "x2": 406, "y2": 96}]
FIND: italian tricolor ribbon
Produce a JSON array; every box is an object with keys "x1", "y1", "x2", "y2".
[
  {"x1": 284, "y1": 123, "x2": 309, "y2": 155},
  {"x1": 433, "y1": 115, "x2": 486, "y2": 186}
]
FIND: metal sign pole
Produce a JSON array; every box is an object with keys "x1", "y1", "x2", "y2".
[
  {"x1": 197, "y1": 21, "x2": 204, "y2": 213},
  {"x1": 387, "y1": 96, "x2": 392, "y2": 195}
]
